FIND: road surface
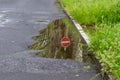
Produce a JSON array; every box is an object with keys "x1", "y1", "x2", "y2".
[{"x1": 0, "y1": 0, "x2": 102, "y2": 80}]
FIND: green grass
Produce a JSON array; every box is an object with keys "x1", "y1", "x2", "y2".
[
  {"x1": 90, "y1": 24, "x2": 120, "y2": 78},
  {"x1": 61, "y1": 0, "x2": 120, "y2": 25},
  {"x1": 60, "y1": 0, "x2": 120, "y2": 79}
]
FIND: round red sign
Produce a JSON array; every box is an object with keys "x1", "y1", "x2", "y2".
[{"x1": 61, "y1": 37, "x2": 70, "y2": 48}]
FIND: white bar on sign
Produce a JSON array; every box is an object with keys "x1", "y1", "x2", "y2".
[{"x1": 61, "y1": 41, "x2": 70, "y2": 44}]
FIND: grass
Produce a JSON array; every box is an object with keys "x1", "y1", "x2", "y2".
[
  {"x1": 90, "y1": 24, "x2": 120, "y2": 79},
  {"x1": 60, "y1": 0, "x2": 120, "y2": 79},
  {"x1": 61, "y1": 0, "x2": 120, "y2": 25}
]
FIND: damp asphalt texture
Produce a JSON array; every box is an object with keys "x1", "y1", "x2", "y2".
[{"x1": 0, "y1": 0, "x2": 102, "y2": 80}]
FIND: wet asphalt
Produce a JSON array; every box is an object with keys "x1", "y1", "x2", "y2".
[{"x1": 0, "y1": 0, "x2": 102, "y2": 80}]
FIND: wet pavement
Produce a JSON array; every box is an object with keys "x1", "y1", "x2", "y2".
[
  {"x1": 0, "y1": 0, "x2": 64, "y2": 55},
  {"x1": 0, "y1": 0, "x2": 102, "y2": 80}
]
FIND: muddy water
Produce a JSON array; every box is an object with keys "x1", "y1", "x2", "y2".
[{"x1": 28, "y1": 18, "x2": 83, "y2": 61}]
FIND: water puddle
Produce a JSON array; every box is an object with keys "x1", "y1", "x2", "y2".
[
  {"x1": 28, "y1": 18, "x2": 86, "y2": 61},
  {"x1": 0, "y1": 13, "x2": 12, "y2": 27}
]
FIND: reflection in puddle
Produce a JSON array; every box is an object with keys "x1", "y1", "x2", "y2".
[
  {"x1": 28, "y1": 18, "x2": 83, "y2": 61},
  {"x1": 0, "y1": 13, "x2": 12, "y2": 26},
  {"x1": 0, "y1": 14, "x2": 4, "y2": 18},
  {"x1": 0, "y1": 19, "x2": 11, "y2": 24},
  {"x1": 0, "y1": 18, "x2": 12, "y2": 27}
]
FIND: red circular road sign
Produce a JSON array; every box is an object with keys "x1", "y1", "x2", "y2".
[{"x1": 61, "y1": 37, "x2": 70, "y2": 48}]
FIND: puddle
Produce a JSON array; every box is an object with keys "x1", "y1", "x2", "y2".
[
  {"x1": 0, "y1": 14, "x2": 5, "y2": 18},
  {"x1": 28, "y1": 18, "x2": 86, "y2": 61},
  {"x1": 0, "y1": 13, "x2": 12, "y2": 26}
]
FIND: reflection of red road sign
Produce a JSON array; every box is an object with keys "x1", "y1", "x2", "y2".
[{"x1": 61, "y1": 37, "x2": 70, "y2": 48}]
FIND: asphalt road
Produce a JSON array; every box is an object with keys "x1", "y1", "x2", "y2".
[
  {"x1": 0, "y1": 0, "x2": 64, "y2": 55},
  {"x1": 0, "y1": 0, "x2": 102, "y2": 80}
]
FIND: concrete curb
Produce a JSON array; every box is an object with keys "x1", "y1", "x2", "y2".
[
  {"x1": 58, "y1": 1, "x2": 109, "y2": 80},
  {"x1": 62, "y1": 10, "x2": 90, "y2": 45},
  {"x1": 64, "y1": 10, "x2": 109, "y2": 80}
]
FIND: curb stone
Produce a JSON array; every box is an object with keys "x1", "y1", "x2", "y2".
[{"x1": 58, "y1": 1, "x2": 109, "y2": 80}]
